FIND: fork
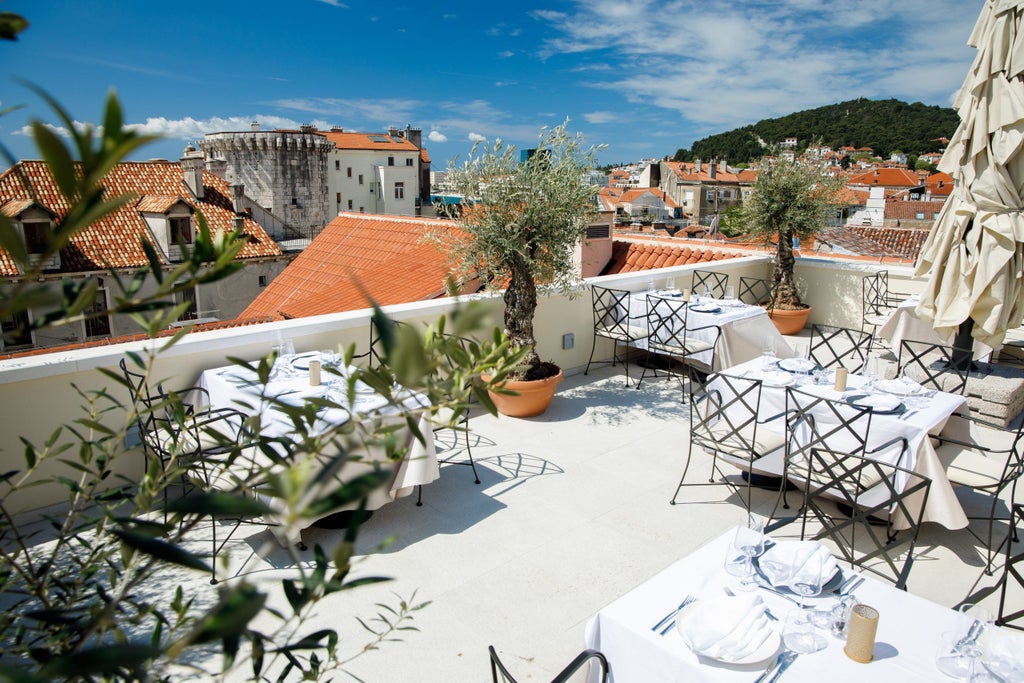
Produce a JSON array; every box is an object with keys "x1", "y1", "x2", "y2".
[{"x1": 653, "y1": 595, "x2": 695, "y2": 635}]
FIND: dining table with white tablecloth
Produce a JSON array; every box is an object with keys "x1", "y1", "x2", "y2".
[
  {"x1": 878, "y1": 295, "x2": 994, "y2": 361},
  {"x1": 628, "y1": 291, "x2": 795, "y2": 371},
  {"x1": 196, "y1": 353, "x2": 438, "y2": 546},
  {"x1": 706, "y1": 357, "x2": 970, "y2": 530},
  {"x1": 584, "y1": 527, "x2": 987, "y2": 682}
]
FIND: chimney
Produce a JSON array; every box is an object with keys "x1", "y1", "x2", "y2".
[
  {"x1": 231, "y1": 184, "x2": 246, "y2": 214},
  {"x1": 695, "y1": 158, "x2": 702, "y2": 173},
  {"x1": 180, "y1": 145, "x2": 205, "y2": 200},
  {"x1": 300, "y1": 123, "x2": 316, "y2": 133},
  {"x1": 719, "y1": 159, "x2": 728, "y2": 174},
  {"x1": 709, "y1": 159, "x2": 717, "y2": 179},
  {"x1": 250, "y1": 121, "x2": 260, "y2": 132}
]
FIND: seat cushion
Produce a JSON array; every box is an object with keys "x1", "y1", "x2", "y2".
[
  {"x1": 597, "y1": 324, "x2": 648, "y2": 343},
  {"x1": 697, "y1": 421, "x2": 785, "y2": 461},
  {"x1": 936, "y1": 442, "x2": 1008, "y2": 489},
  {"x1": 651, "y1": 338, "x2": 714, "y2": 356}
]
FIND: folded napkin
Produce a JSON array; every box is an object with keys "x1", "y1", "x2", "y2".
[
  {"x1": 760, "y1": 371, "x2": 793, "y2": 387},
  {"x1": 757, "y1": 540, "x2": 838, "y2": 590},
  {"x1": 677, "y1": 594, "x2": 773, "y2": 661},
  {"x1": 848, "y1": 393, "x2": 902, "y2": 411},
  {"x1": 777, "y1": 357, "x2": 817, "y2": 373},
  {"x1": 873, "y1": 377, "x2": 924, "y2": 396}
]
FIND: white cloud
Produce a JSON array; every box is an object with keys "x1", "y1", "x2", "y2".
[
  {"x1": 468, "y1": 132, "x2": 486, "y2": 142},
  {"x1": 497, "y1": 50, "x2": 515, "y2": 59},
  {"x1": 126, "y1": 115, "x2": 314, "y2": 140},
  {"x1": 583, "y1": 111, "x2": 618, "y2": 124},
  {"x1": 269, "y1": 97, "x2": 421, "y2": 122},
  {"x1": 315, "y1": 0, "x2": 348, "y2": 7},
  {"x1": 428, "y1": 130, "x2": 448, "y2": 143}
]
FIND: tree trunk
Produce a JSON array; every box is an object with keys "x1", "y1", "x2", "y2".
[
  {"x1": 503, "y1": 255, "x2": 541, "y2": 376},
  {"x1": 773, "y1": 227, "x2": 801, "y2": 308}
]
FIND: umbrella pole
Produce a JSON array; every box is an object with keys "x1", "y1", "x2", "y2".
[{"x1": 951, "y1": 318, "x2": 977, "y2": 372}]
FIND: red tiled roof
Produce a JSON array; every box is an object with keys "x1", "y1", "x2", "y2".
[
  {"x1": 617, "y1": 187, "x2": 679, "y2": 208},
  {"x1": 241, "y1": 212, "x2": 458, "y2": 320},
  {"x1": 846, "y1": 168, "x2": 921, "y2": 187},
  {"x1": 820, "y1": 226, "x2": 929, "y2": 260},
  {"x1": 884, "y1": 199, "x2": 946, "y2": 221},
  {"x1": 317, "y1": 130, "x2": 419, "y2": 152},
  {"x1": 662, "y1": 161, "x2": 751, "y2": 184},
  {"x1": 926, "y1": 172, "x2": 953, "y2": 197},
  {"x1": 602, "y1": 239, "x2": 743, "y2": 274},
  {"x1": 0, "y1": 160, "x2": 281, "y2": 276}
]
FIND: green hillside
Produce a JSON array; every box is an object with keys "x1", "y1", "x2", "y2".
[{"x1": 673, "y1": 98, "x2": 960, "y2": 164}]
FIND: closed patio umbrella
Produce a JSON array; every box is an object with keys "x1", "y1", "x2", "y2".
[{"x1": 915, "y1": 0, "x2": 1024, "y2": 362}]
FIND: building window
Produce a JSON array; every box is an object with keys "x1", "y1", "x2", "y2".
[
  {"x1": 388, "y1": 156, "x2": 395, "y2": 166},
  {"x1": 394, "y1": 182, "x2": 405, "y2": 200},
  {"x1": 335, "y1": 160, "x2": 340, "y2": 170},
  {"x1": 359, "y1": 207, "x2": 364, "y2": 212},
  {"x1": 258, "y1": 275, "x2": 268, "y2": 287},
  {"x1": 347, "y1": 167, "x2": 352, "y2": 177},
  {"x1": 348, "y1": 199, "x2": 353, "y2": 210},
  {"x1": 84, "y1": 288, "x2": 111, "y2": 338},
  {"x1": 406, "y1": 158, "x2": 413, "y2": 167},
  {"x1": 336, "y1": 192, "x2": 341, "y2": 203},
  {"x1": 358, "y1": 174, "x2": 364, "y2": 185},
  {"x1": 1, "y1": 309, "x2": 31, "y2": 349},
  {"x1": 178, "y1": 286, "x2": 198, "y2": 321},
  {"x1": 169, "y1": 216, "x2": 193, "y2": 244},
  {"x1": 916, "y1": 212, "x2": 925, "y2": 220},
  {"x1": 23, "y1": 221, "x2": 48, "y2": 253},
  {"x1": 705, "y1": 190, "x2": 715, "y2": 202}
]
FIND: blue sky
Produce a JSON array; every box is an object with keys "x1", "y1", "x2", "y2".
[{"x1": 1, "y1": 0, "x2": 982, "y2": 169}]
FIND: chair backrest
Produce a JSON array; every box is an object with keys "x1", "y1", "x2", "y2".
[
  {"x1": 591, "y1": 286, "x2": 633, "y2": 337},
  {"x1": 897, "y1": 339, "x2": 969, "y2": 395},
  {"x1": 693, "y1": 373, "x2": 767, "y2": 461},
  {"x1": 488, "y1": 646, "x2": 609, "y2": 683},
  {"x1": 809, "y1": 324, "x2": 873, "y2": 374},
  {"x1": 692, "y1": 269, "x2": 729, "y2": 299},
  {"x1": 645, "y1": 294, "x2": 689, "y2": 355},
  {"x1": 368, "y1": 317, "x2": 413, "y2": 369},
  {"x1": 738, "y1": 276, "x2": 773, "y2": 306},
  {"x1": 862, "y1": 270, "x2": 890, "y2": 317}
]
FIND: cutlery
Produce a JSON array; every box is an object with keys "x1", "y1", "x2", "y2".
[
  {"x1": 656, "y1": 595, "x2": 696, "y2": 635},
  {"x1": 766, "y1": 651, "x2": 798, "y2": 682},
  {"x1": 754, "y1": 650, "x2": 794, "y2": 683},
  {"x1": 839, "y1": 575, "x2": 865, "y2": 596},
  {"x1": 754, "y1": 579, "x2": 802, "y2": 605},
  {"x1": 651, "y1": 595, "x2": 694, "y2": 633}
]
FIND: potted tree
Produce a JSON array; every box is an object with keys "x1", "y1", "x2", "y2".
[
  {"x1": 740, "y1": 155, "x2": 843, "y2": 334},
  {"x1": 436, "y1": 121, "x2": 602, "y2": 416}
]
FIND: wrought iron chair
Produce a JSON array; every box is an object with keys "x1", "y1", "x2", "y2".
[
  {"x1": 772, "y1": 386, "x2": 928, "y2": 589},
  {"x1": 585, "y1": 285, "x2": 649, "y2": 386},
  {"x1": 861, "y1": 270, "x2": 895, "y2": 349},
  {"x1": 897, "y1": 339, "x2": 970, "y2": 395},
  {"x1": 671, "y1": 372, "x2": 786, "y2": 513},
  {"x1": 691, "y1": 269, "x2": 729, "y2": 299},
  {"x1": 934, "y1": 413, "x2": 1024, "y2": 574},
  {"x1": 809, "y1": 323, "x2": 873, "y2": 374},
  {"x1": 489, "y1": 645, "x2": 609, "y2": 683},
  {"x1": 737, "y1": 276, "x2": 773, "y2": 307},
  {"x1": 638, "y1": 294, "x2": 720, "y2": 400}
]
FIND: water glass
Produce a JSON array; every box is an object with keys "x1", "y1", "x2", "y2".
[
  {"x1": 936, "y1": 604, "x2": 994, "y2": 679},
  {"x1": 320, "y1": 348, "x2": 336, "y2": 367},
  {"x1": 725, "y1": 285, "x2": 736, "y2": 300},
  {"x1": 784, "y1": 610, "x2": 826, "y2": 654},
  {"x1": 732, "y1": 516, "x2": 765, "y2": 591},
  {"x1": 666, "y1": 277, "x2": 676, "y2": 291}
]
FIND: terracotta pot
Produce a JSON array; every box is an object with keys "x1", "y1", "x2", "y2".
[
  {"x1": 483, "y1": 366, "x2": 564, "y2": 418},
  {"x1": 766, "y1": 305, "x2": 812, "y2": 335}
]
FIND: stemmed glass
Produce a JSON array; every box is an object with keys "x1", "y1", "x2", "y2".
[
  {"x1": 936, "y1": 604, "x2": 995, "y2": 680},
  {"x1": 788, "y1": 550, "x2": 825, "y2": 610},
  {"x1": 732, "y1": 515, "x2": 765, "y2": 591},
  {"x1": 762, "y1": 337, "x2": 777, "y2": 370}
]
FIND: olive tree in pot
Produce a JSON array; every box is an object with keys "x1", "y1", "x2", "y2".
[
  {"x1": 435, "y1": 122, "x2": 602, "y2": 416},
  {"x1": 740, "y1": 155, "x2": 844, "y2": 334}
]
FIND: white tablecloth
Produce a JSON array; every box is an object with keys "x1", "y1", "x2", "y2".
[
  {"x1": 708, "y1": 358, "x2": 969, "y2": 530},
  {"x1": 198, "y1": 355, "x2": 438, "y2": 545},
  {"x1": 878, "y1": 296, "x2": 993, "y2": 361},
  {"x1": 584, "y1": 528, "x2": 969, "y2": 682},
  {"x1": 629, "y1": 292, "x2": 795, "y2": 370}
]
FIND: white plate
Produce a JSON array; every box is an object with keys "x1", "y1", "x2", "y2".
[
  {"x1": 873, "y1": 379, "x2": 922, "y2": 396},
  {"x1": 690, "y1": 303, "x2": 721, "y2": 313},
  {"x1": 778, "y1": 358, "x2": 816, "y2": 373},
  {"x1": 675, "y1": 599, "x2": 780, "y2": 665},
  {"x1": 849, "y1": 394, "x2": 903, "y2": 412},
  {"x1": 761, "y1": 371, "x2": 794, "y2": 387}
]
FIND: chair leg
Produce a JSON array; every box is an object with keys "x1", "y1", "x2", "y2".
[
  {"x1": 584, "y1": 334, "x2": 599, "y2": 376},
  {"x1": 210, "y1": 516, "x2": 218, "y2": 585},
  {"x1": 464, "y1": 421, "x2": 481, "y2": 485}
]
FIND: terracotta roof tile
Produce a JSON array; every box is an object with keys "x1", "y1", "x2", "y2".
[
  {"x1": 846, "y1": 168, "x2": 921, "y2": 187},
  {"x1": 317, "y1": 130, "x2": 419, "y2": 152},
  {"x1": 602, "y1": 239, "x2": 743, "y2": 275},
  {"x1": 0, "y1": 160, "x2": 281, "y2": 276}
]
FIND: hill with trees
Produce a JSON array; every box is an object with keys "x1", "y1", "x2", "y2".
[{"x1": 673, "y1": 98, "x2": 959, "y2": 164}]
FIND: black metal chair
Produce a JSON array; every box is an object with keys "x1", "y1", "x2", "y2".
[
  {"x1": 691, "y1": 269, "x2": 729, "y2": 299},
  {"x1": 934, "y1": 413, "x2": 1024, "y2": 574},
  {"x1": 897, "y1": 339, "x2": 971, "y2": 395},
  {"x1": 489, "y1": 645, "x2": 609, "y2": 683},
  {"x1": 998, "y1": 503, "x2": 1024, "y2": 628},
  {"x1": 585, "y1": 285, "x2": 649, "y2": 386},
  {"x1": 861, "y1": 270, "x2": 895, "y2": 349},
  {"x1": 772, "y1": 386, "x2": 928, "y2": 589},
  {"x1": 671, "y1": 372, "x2": 786, "y2": 513},
  {"x1": 737, "y1": 276, "x2": 773, "y2": 307},
  {"x1": 809, "y1": 324, "x2": 873, "y2": 374},
  {"x1": 638, "y1": 294, "x2": 720, "y2": 400}
]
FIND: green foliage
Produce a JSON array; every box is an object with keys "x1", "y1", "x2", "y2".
[
  {"x1": 435, "y1": 121, "x2": 603, "y2": 375},
  {"x1": 674, "y1": 98, "x2": 959, "y2": 164},
  {"x1": 739, "y1": 155, "x2": 844, "y2": 309},
  {"x1": 0, "y1": 90, "x2": 521, "y2": 679}
]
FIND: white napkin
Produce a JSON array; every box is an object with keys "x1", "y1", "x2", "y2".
[
  {"x1": 758, "y1": 541, "x2": 838, "y2": 589},
  {"x1": 873, "y1": 377, "x2": 924, "y2": 396},
  {"x1": 677, "y1": 594, "x2": 773, "y2": 661},
  {"x1": 760, "y1": 371, "x2": 793, "y2": 387},
  {"x1": 778, "y1": 358, "x2": 816, "y2": 373},
  {"x1": 849, "y1": 393, "x2": 902, "y2": 411}
]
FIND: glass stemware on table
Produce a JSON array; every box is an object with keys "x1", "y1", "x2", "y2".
[
  {"x1": 782, "y1": 551, "x2": 829, "y2": 654},
  {"x1": 936, "y1": 604, "x2": 995, "y2": 681},
  {"x1": 729, "y1": 515, "x2": 766, "y2": 592}
]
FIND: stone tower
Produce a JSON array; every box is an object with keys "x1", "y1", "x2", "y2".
[{"x1": 199, "y1": 125, "x2": 336, "y2": 236}]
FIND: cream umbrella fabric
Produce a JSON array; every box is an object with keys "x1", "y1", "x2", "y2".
[{"x1": 915, "y1": 0, "x2": 1024, "y2": 351}]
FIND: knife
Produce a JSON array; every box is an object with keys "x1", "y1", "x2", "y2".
[
  {"x1": 753, "y1": 651, "x2": 789, "y2": 683},
  {"x1": 766, "y1": 652, "x2": 798, "y2": 682}
]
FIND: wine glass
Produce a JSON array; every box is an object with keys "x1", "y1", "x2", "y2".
[
  {"x1": 936, "y1": 604, "x2": 995, "y2": 680},
  {"x1": 666, "y1": 277, "x2": 676, "y2": 292},
  {"x1": 761, "y1": 337, "x2": 777, "y2": 370},
  {"x1": 725, "y1": 285, "x2": 736, "y2": 301},
  {"x1": 784, "y1": 609, "x2": 826, "y2": 654},
  {"x1": 732, "y1": 515, "x2": 765, "y2": 591},
  {"x1": 788, "y1": 551, "x2": 825, "y2": 609}
]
